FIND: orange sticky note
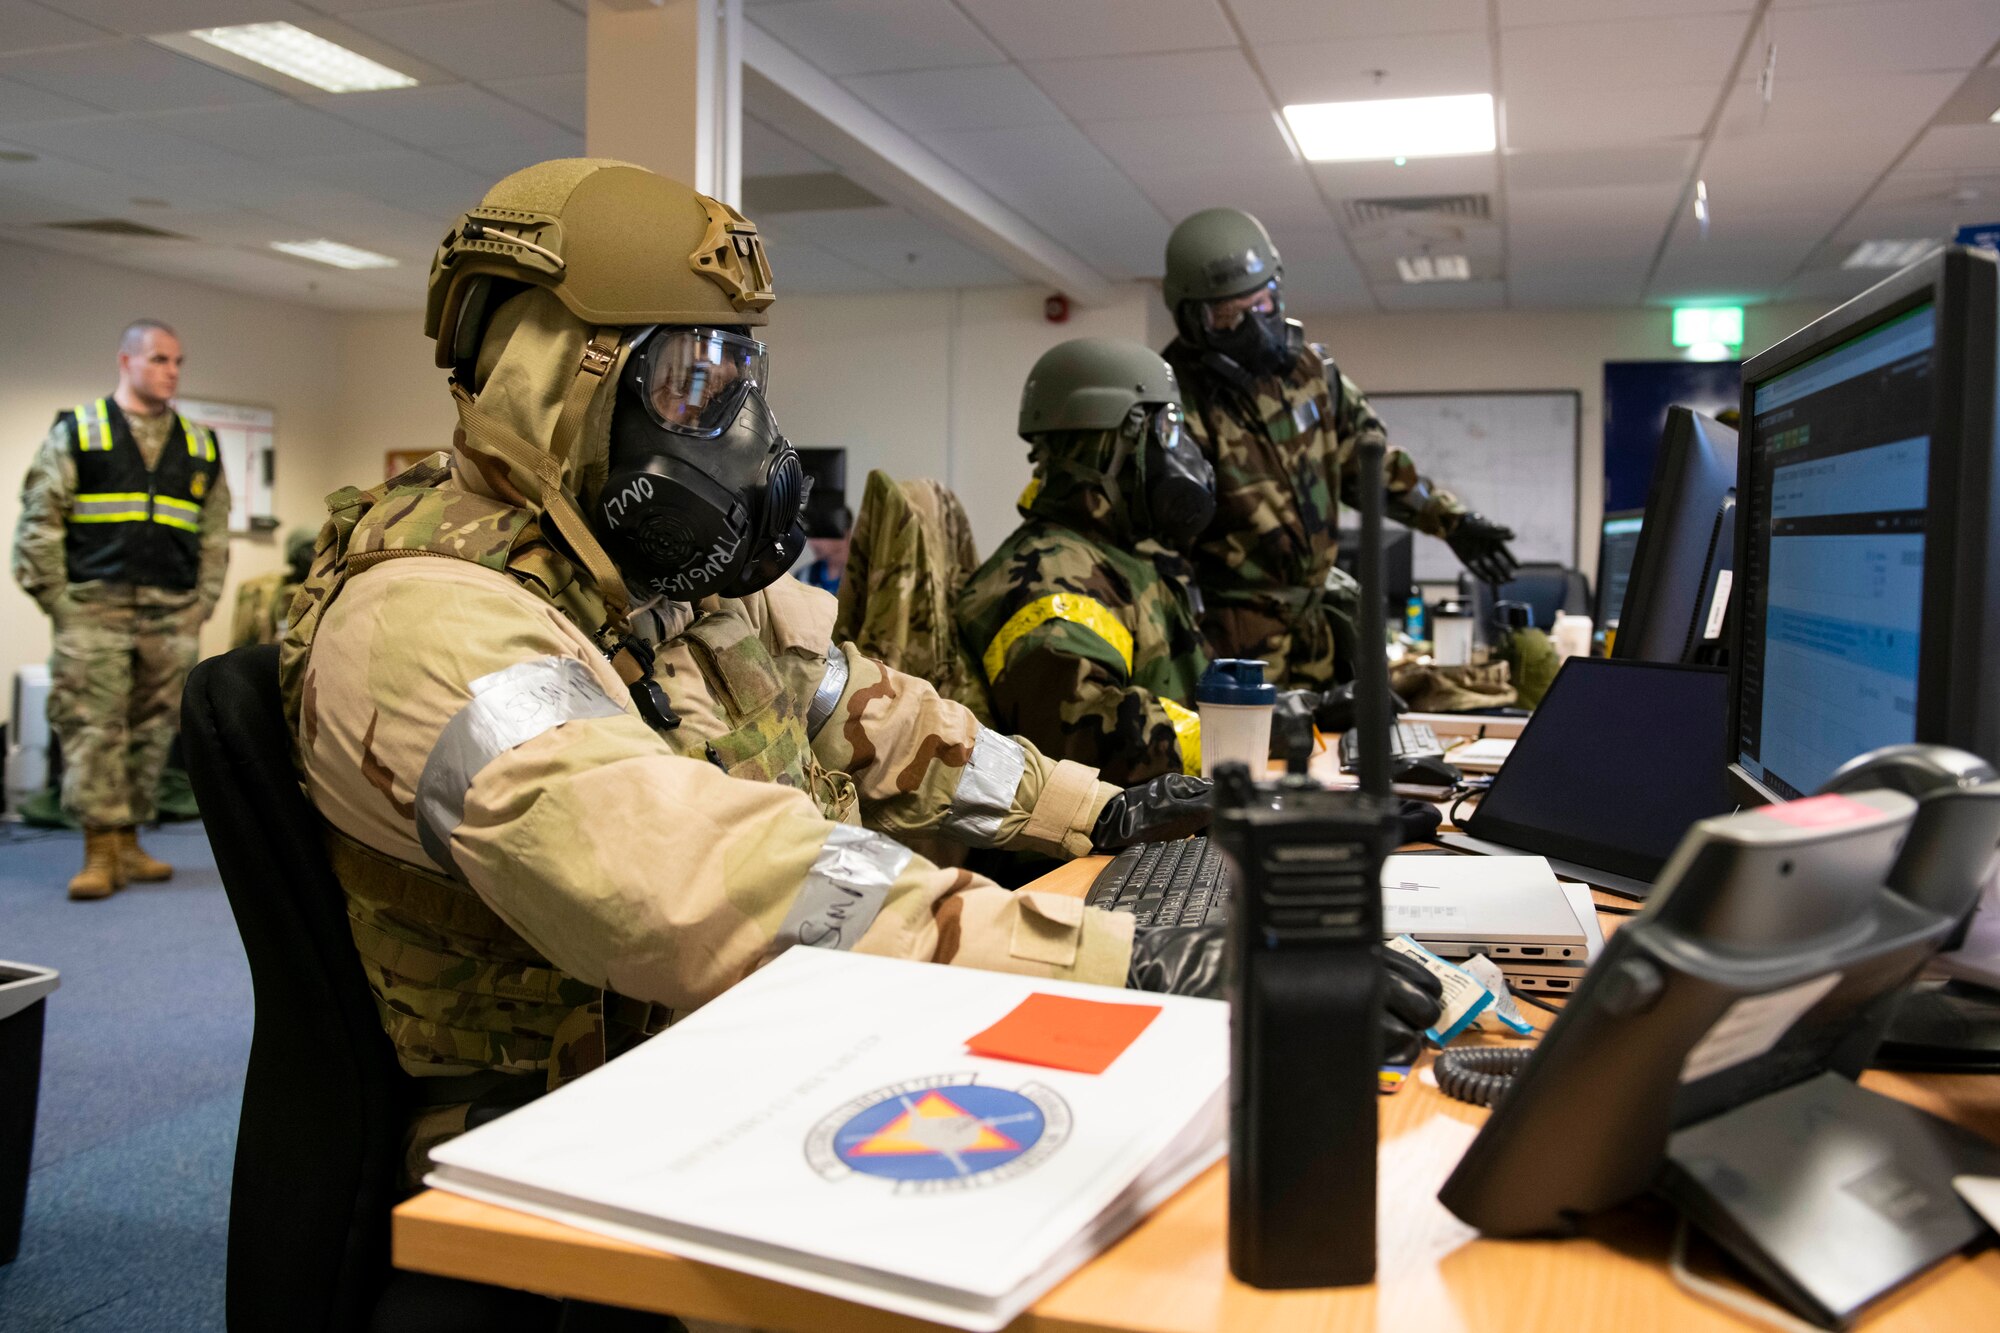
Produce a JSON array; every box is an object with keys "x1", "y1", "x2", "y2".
[{"x1": 965, "y1": 992, "x2": 1163, "y2": 1075}]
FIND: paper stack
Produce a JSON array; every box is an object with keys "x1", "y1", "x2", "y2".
[{"x1": 427, "y1": 947, "x2": 1228, "y2": 1331}]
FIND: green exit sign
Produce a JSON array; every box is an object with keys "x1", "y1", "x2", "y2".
[{"x1": 1672, "y1": 306, "x2": 1745, "y2": 348}]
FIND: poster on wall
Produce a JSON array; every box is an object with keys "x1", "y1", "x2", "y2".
[{"x1": 178, "y1": 397, "x2": 275, "y2": 534}]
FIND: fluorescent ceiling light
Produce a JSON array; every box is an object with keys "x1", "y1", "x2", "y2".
[
  {"x1": 271, "y1": 239, "x2": 398, "y2": 270},
  {"x1": 1281, "y1": 94, "x2": 1495, "y2": 163},
  {"x1": 188, "y1": 23, "x2": 415, "y2": 94},
  {"x1": 1395, "y1": 254, "x2": 1470, "y2": 283},
  {"x1": 1843, "y1": 239, "x2": 1939, "y2": 270}
]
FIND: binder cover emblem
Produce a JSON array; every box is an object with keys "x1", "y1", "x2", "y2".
[{"x1": 806, "y1": 1075, "x2": 1072, "y2": 1193}]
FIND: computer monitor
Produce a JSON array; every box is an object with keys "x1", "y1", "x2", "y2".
[
  {"x1": 1593, "y1": 509, "x2": 1642, "y2": 632},
  {"x1": 1334, "y1": 527, "x2": 1413, "y2": 620},
  {"x1": 1728, "y1": 246, "x2": 2000, "y2": 804},
  {"x1": 1439, "y1": 785, "x2": 2000, "y2": 1327},
  {"x1": 1610, "y1": 408, "x2": 1737, "y2": 664}
]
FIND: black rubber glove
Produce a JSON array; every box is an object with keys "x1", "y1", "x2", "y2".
[
  {"x1": 1445, "y1": 512, "x2": 1520, "y2": 586},
  {"x1": 1126, "y1": 923, "x2": 1228, "y2": 998},
  {"x1": 1299, "y1": 682, "x2": 1410, "y2": 735},
  {"x1": 1382, "y1": 950, "x2": 1446, "y2": 1065},
  {"x1": 1091, "y1": 773, "x2": 1212, "y2": 852}
]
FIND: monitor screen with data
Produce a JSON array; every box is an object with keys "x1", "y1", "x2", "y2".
[{"x1": 1733, "y1": 305, "x2": 1934, "y2": 800}]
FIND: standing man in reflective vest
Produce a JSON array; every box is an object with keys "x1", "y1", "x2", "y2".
[{"x1": 11, "y1": 319, "x2": 230, "y2": 899}]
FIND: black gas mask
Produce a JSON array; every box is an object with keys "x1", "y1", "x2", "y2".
[
  {"x1": 1183, "y1": 278, "x2": 1304, "y2": 378},
  {"x1": 1127, "y1": 403, "x2": 1215, "y2": 549},
  {"x1": 593, "y1": 326, "x2": 809, "y2": 602}
]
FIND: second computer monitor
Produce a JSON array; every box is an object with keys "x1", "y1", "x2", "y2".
[
  {"x1": 1611, "y1": 408, "x2": 1738, "y2": 664},
  {"x1": 1729, "y1": 246, "x2": 2000, "y2": 804},
  {"x1": 1594, "y1": 509, "x2": 1642, "y2": 633}
]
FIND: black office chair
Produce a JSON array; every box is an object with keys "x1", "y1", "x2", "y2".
[
  {"x1": 1463, "y1": 563, "x2": 1590, "y2": 642},
  {"x1": 182, "y1": 645, "x2": 570, "y2": 1332}
]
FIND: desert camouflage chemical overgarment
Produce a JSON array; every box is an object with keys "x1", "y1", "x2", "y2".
[
  {"x1": 13, "y1": 404, "x2": 230, "y2": 827},
  {"x1": 281, "y1": 290, "x2": 1134, "y2": 1167},
  {"x1": 1163, "y1": 339, "x2": 1467, "y2": 687},
  {"x1": 956, "y1": 428, "x2": 1207, "y2": 786}
]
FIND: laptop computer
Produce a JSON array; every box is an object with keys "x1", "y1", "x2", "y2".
[{"x1": 1437, "y1": 658, "x2": 1736, "y2": 899}]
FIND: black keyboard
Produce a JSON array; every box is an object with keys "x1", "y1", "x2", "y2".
[
  {"x1": 1085, "y1": 836, "x2": 1232, "y2": 927},
  {"x1": 1338, "y1": 721, "x2": 1443, "y2": 772}
]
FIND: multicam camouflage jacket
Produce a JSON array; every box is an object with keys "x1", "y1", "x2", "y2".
[
  {"x1": 956, "y1": 428, "x2": 1208, "y2": 786},
  {"x1": 282, "y1": 453, "x2": 1133, "y2": 1101},
  {"x1": 1163, "y1": 339, "x2": 1467, "y2": 687}
]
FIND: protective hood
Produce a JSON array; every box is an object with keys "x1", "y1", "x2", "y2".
[
  {"x1": 454, "y1": 286, "x2": 624, "y2": 524},
  {"x1": 1021, "y1": 427, "x2": 1139, "y2": 545}
]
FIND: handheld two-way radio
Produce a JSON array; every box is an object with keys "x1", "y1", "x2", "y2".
[{"x1": 1216, "y1": 436, "x2": 1400, "y2": 1288}]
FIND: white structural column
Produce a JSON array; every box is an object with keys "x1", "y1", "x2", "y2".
[{"x1": 586, "y1": 0, "x2": 742, "y2": 207}]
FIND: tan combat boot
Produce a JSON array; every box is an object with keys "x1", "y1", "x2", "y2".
[
  {"x1": 115, "y1": 827, "x2": 174, "y2": 883},
  {"x1": 68, "y1": 828, "x2": 125, "y2": 900}
]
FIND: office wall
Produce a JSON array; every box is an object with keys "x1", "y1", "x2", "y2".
[
  {"x1": 1297, "y1": 301, "x2": 1832, "y2": 585},
  {"x1": 762, "y1": 283, "x2": 1156, "y2": 555},
  {"x1": 0, "y1": 246, "x2": 347, "y2": 692}
]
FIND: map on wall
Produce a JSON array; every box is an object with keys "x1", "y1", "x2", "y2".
[
  {"x1": 1369, "y1": 391, "x2": 1580, "y2": 584},
  {"x1": 177, "y1": 397, "x2": 275, "y2": 534}
]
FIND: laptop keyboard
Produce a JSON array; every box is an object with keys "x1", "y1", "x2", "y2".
[{"x1": 1339, "y1": 721, "x2": 1444, "y2": 772}]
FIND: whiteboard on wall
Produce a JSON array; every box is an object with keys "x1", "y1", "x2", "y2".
[
  {"x1": 178, "y1": 397, "x2": 275, "y2": 534},
  {"x1": 1369, "y1": 390, "x2": 1580, "y2": 583}
]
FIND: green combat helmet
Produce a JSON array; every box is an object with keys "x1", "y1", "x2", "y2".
[
  {"x1": 1162, "y1": 207, "x2": 1281, "y2": 313},
  {"x1": 1019, "y1": 336, "x2": 1181, "y2": 437}
]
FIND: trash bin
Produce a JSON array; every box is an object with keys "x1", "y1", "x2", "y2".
[{"x1": 0, "y1": 961, "x2": 59, "y2": 1265}]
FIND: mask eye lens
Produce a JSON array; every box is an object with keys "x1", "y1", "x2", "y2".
[
  {"x1": 1200, "y1": 283, "x2": 1276, "y2": 331},
  {"x1": 635, "y1": 326, "x2": 770, "y2": 437}
]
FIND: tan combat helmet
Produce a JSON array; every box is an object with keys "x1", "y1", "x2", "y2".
[{"x1": 424, "y1": 158, "x2": 778, "y2": 635}]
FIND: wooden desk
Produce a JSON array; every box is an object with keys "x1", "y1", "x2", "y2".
[{"x1": 393, "y1": 856, "x2": 2000, "y2": 1332}]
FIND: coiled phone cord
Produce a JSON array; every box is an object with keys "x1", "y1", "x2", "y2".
[{"x1": 1433, "y1": 1047, "x2": 1536, "y2": 1107}]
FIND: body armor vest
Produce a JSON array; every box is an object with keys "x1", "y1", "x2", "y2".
[
  {"x1": 284, "y1": 456, "x2": 848, "y2": 1092},
  {"x1": 62, "y1": 397, "x2": 220, "y2": 591}
]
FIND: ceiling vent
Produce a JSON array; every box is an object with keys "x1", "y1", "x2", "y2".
[
  {"x1": 1343, "y1": 194, "x2": 1490, "y2": 227},
  {"x1": 40, "y1": 218, "x2": 192, "y2": 240}
]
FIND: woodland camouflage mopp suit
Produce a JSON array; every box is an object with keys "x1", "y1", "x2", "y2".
[
  {"x1": 957, "y1": 338, "x2": 1213, "y2": 786},
  {"x1": 1160, "y1": 207, "x2": 1520, "y2": 687},
  {"x1": 281, "y1": 159, "x2": 1225, "y2": 1170}
]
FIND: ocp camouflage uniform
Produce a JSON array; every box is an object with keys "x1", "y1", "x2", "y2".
[
  {"x1": 1164, "y1": 340, "x2": 1466, "y2": 687},
  {"x1": 957, "y1": 440, "x2": 1206, "y2": 786},
  {"x1": 283, "y1": 277, "x2": 1134, "y2": 1170},
  {"x1": 228, "y1": 572, "x2": 298, "y2": 648},
  {"x1": 12, "y1": 400, "x2": 229, "y2": 827}
]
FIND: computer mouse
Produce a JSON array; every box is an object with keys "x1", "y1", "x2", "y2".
[{"x1": 1391, "y1": 753, "x2": 1462, "y2": 789}]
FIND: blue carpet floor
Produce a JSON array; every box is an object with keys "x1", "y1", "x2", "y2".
[{"x1": 0, "y1": 822, "x2": 249, "y2": 1332}]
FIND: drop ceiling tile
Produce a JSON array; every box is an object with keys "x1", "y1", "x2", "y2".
[
  {"x1": 313, "y1": 82, "x2": 569, "y2": 149},
  {"x1": 1507, "y1": 254, "x2": 1650, "y2": 309},
  {"x1": 1371, "y1": 277, "x2": 1506, "y2": 310},
  {"x1": 778, "y1": 206, "x2": 1017, "y2": 287},
  {"x1": 957, "y1": 0, "x2": 1236, "y2": 61},
  {"x1": 3, "y1": 116, "x2": 300, "y2": 203},
  {"x1": 1506, "y1": 181, "x2": 1683, "y2": 260},
  {"x1": 1308, "y1": 154, "x2": 1498, "y2": 206},
  {"x1": 1500, "y1": 13, "x2": 1749, "y2": 95},
  {"x1": 1138, "y1": 159, "x2": 1331, "y2": 230},
  {"x1": 1255, "y1": 31, "x2": 1495, "y2": 107},
  {"x1": 346, "y1": 0, "x2": 583, "y2": 82},
  {"x1": 845, "y1": 64, "x2": 1065, "y2": 133},
  {"x1": 752, "y1": 0, "x2": 1003, "y2": 77},
  {"x1": 483, "y1": 72, "x2": 583, "y2": 131},
  {"x1": 1774, "y1": 265, "x2": 1885, "y2": 308},
  {"x1": 1899, "y1": 123, "x2": 2000, "y2": 174},
  {"x1": 1082, "y1": 111, "x2": 1293, "y2": 175},
  {"x1": 744, "y1": 114, "x2": 831, "y2": 175},
  {"x1": 1699, "y1": 128, "x2": 1909, "y2": 191},
  {"x1": 1500, "y1": 0, "x2": 1751, "y2": 25},
  {"x1": 1716, "y1": 71, "x2": 1962, "y2": 141},
  {"x1": 0, "y1": 40, "x2": 278, "y2": 114},
  {"x1": 1763, "y1": 0, "x2": 2000, "y2": 76},
  {"x1": 0, "y1": 149, "x2": 168, "y2": 214},
  {"x1": 1228, "y1": 0, "x2": 1485, "y2": 45},
  {"x1": 1346, "y1": 219, "x2": 1501, "y2": 272},
  {"x1": 0, "y1": 186, "x2": 75, "y2": 226},
  {"x1": 1034, "y1": 185, "x2": 1171, "y2": 282},
  {"x1": 1278, "y1": 250, "x2": 1375, "y2": 313},
  {"x1": 289, "y1": 147, "x2": 491, "y2": 217},
  {"x1": 1650, "y1": 237, "x2": 1813, "y2": 301},
  {"x1": 0, "y1": 75, "x2": 101, "y2": 124},
  {"x1": 431, "y1": 129, "x2": 584, "y2": 181},
  {"x1": 1862, "y1": 165, "x2": 2000, "y2": 214},
  {"x1": 296, "y1": 0, "x2": 469, "y2": 10},
  {"x1": 766, "y1": 239, "x2": 895, "y2": 294},
  {"x1": 1023, "y1": 49, "x2": 1270, "y2": 122},
  {"x1": 154, "y1": 100, "x2": 401, "y2": 159},
  {"x1": 1500, "y1": 81, "x2": 1714, "y2": 151},
  {"x1": 1505, "y1": 142, "x2": 1697, "y2": 191},
  {"x1": 0, "y1": 2, "x2": 108, "y2": 52},
  {"x1": 37, "y1": 0, "x2": 322, "y2": 33}
]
